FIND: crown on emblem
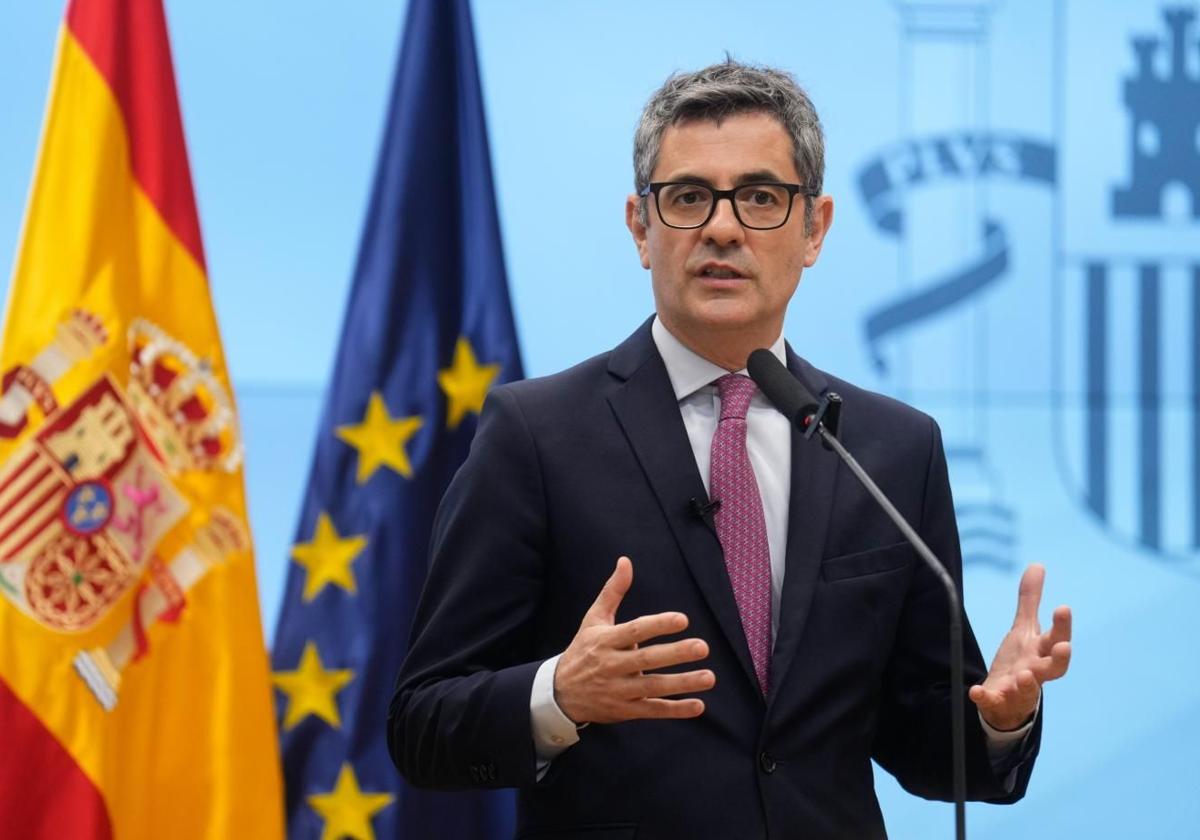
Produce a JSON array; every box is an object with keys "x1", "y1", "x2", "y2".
[{"x1": 125, "y1": 318, "x2": 242, "y2": 473}]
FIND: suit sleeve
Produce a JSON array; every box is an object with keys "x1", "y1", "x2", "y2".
[
  {"x1": 387, "y1": 385, "x2": 548, "y2": 790},
  {"x1": 871, "y1": 418, "x2": 1042, "y2": 803}
]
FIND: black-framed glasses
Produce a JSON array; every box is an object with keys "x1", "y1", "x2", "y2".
[{"x1": 639, "y1": 181, "x2": 815, "y2": 230}]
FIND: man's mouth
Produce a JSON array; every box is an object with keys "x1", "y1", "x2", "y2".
[{"x1": 697, "y1": 264, "x2": 746, "y2": 279}]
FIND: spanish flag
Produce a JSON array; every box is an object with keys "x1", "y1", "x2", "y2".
[{"x1": 0, "y1": 1, "x2": 284, "y2": 837}]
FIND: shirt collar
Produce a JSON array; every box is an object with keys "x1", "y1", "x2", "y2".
[{"x1": 650, "y1": 315, "x2": 787, "y2": 402}]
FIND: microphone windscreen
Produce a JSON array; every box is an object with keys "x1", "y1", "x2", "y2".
[{"x1": 747, "y1": 349, "x2": 819, "y2": 424}]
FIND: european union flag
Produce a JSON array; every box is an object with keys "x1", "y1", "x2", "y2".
[{"x1": 270, "y1": 0, "x2": 521, "y2": 837}]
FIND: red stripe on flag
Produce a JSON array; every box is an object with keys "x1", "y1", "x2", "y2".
[
  {"x1": 0, "y1": 467, "x2": 58, "y2": 543},
  {"x1": 6, "y1": 506, "x2": 64, "y2": 559},
  {"x1": 0, "y1": 677, "x2": 113, "y2": 839},
  {"x1": 65, "y1": 0, "x2": 206, "y2": 270},
  {"x1": 0, "y1": 450, "x2": 41, "y2": 497}
]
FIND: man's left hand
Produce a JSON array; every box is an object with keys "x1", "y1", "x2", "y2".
[{"x1": 969, "y1": 563, "x2": 1072, "y2": 731}]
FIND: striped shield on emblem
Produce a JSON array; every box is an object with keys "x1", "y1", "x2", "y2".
[{"x1": 1057, "y1": 258, "x2": 1200, "y2": 560}]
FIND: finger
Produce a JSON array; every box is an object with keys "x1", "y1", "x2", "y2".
[
  {"x1": 969, "y1": 678, "x2": 1013, "y2": 708},
  {"x1": 625, "y1": 638, "x2": 709, "y2": 673},
  {"x1": 611, "y1": 611, "x2": 689, "y2": 648},
  {"x1": 1037, "y1": 606, "x2": 1072, "y2": 656},
  {"x1": 974, "y1": 671, "x2": 1023, "y2": 706},
  {"x1": 631, "y1": 669, "x2": 716, "y2": 699},
  {"x1": 972, "y1": 671, "x2": 1039, "y2": 720},
  {"x1": 1030, "y1": 641, "x2": 1072, "y2": 683},
  {"x1": 584, "y1": 556, "x2": 633, "y2": 625},
  {"x1": 969, "y1": 683, "x2": 1003, "y2": 709},
  {"x1": 1012, "y1": 564, "x2": 1046, "y2": 630},
  {"x1": 1015, "y1": 668, "x2": 1040, "y2": 702},
  {"x1": 625, "y1": 697, "x2": 705, "y2": 720}
]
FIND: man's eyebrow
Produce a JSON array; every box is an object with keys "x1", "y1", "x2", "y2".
[
  {"x1": 661, "y1": 170, "x2": 790, "y2": 186},
  {"x1": 659, "y1": 173, "x2": 715, "y2": 187},
  {"x1": 734, "y1": 170, "x2": 787, "y2": 185}
]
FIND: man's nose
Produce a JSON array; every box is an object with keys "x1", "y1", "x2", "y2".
[{"x1": 701, "y1": 196, "x2": 745, "y2": 248}]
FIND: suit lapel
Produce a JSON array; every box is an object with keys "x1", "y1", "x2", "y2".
[
  {"x1": 767, "y1": 346, "x2": 841, "y2": 706},
  {"x1": 605, "y1": 322, "x2": 761, "y2": 695}
]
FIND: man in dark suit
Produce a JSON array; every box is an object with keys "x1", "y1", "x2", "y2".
[{"x1": 388, "y1": 60, "x2": 1072, "y2": 839}]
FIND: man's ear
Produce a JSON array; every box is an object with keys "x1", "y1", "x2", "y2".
[
  {"x1": 802, "y1": 195, "x2": 834, "y2": 268},
  {"x1": 625, "y1": 194, "x2": 652, "y2": 269}
]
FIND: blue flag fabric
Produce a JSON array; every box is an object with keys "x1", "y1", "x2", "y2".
[{"x1": 270, "y1": 0, "x2": 521, "y2": 837}]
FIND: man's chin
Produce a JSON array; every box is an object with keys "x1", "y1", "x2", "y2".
[{"x1": 685, "y1": 301, "x2": 761, "y2": 332}]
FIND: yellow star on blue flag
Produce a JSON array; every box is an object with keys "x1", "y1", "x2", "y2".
[
  {"x1": 307, "y1": 763, "x2": 393, "y2": 840},
  {"x1": 439, "y1": 336, "x2": 500, "y2": 429},
  {"x1": 336, "y1": 392, "x2": 423, "y2": 482}
]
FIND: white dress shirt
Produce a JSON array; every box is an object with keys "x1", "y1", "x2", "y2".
[{"x1": 530, "y1": 317, "x2": 1033, "y2": 774}]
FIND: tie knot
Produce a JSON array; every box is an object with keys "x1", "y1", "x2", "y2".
[{"x1": 716, "y1": 374, "x2": 756, "y2": 420}]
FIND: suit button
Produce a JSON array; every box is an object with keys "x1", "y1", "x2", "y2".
[{"x1": 759, "y1": 751, "x2": 777, "y2": 774}]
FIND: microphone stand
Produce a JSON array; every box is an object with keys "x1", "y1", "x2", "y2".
[{"x1": 803, "y1": 394, "x2": 967, "y2": 840}]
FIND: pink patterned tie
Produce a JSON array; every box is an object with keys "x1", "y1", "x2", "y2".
[{"x1": 709, "y1": 374, "x2": 772, "y2": 695}]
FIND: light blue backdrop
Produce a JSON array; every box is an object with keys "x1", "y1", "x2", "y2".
[{"x1": 2, "y1": 1, "x2": 1197, "y2": 836}]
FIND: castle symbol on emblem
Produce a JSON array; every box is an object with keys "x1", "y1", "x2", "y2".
[{"x1": 1111, "y1": 6, "x2": 1200, "y2": 220}]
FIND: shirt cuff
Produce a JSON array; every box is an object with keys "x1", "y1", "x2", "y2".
[{"x1": 531, "y1": 654, "x2": 581, "y2": 767}]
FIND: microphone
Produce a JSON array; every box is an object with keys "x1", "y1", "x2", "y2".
[
  {"x1": 747, "y1": 348, "x2": 970, "y2": 840},
  {"x1": 746, "y1": 349, "x2": 819, "y2": 429},
  {"x1": 688, "y1": 497, "x2": 721, "y2": 519}
]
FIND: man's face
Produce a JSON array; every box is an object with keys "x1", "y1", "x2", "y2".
[{"x1": 626, "y1": 112, "x2": 833, "y2": 353}]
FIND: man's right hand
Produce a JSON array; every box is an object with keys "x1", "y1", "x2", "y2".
[{"x1": 553, "y1": 556, "x2": 715, "y2": 725}]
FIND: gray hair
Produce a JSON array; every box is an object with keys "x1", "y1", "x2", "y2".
[{"x1": 633, "y1": 59, "x2": 824, "y2": 232}]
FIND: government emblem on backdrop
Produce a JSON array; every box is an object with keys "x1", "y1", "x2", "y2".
[
  {"x1": 0, "y1": 312, "x2": 245, "y2": 710},
  {"x1": 855, "y1": 0, "x2": 1057, "y2": 572},
  {"x1": 1053, "y1": 3, "x2": 1200, "y2": 565}
]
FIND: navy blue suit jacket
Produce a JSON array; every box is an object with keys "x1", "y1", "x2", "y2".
[{"x1": 388, "y1": 320, "x2": 1040, "y2": 839}]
